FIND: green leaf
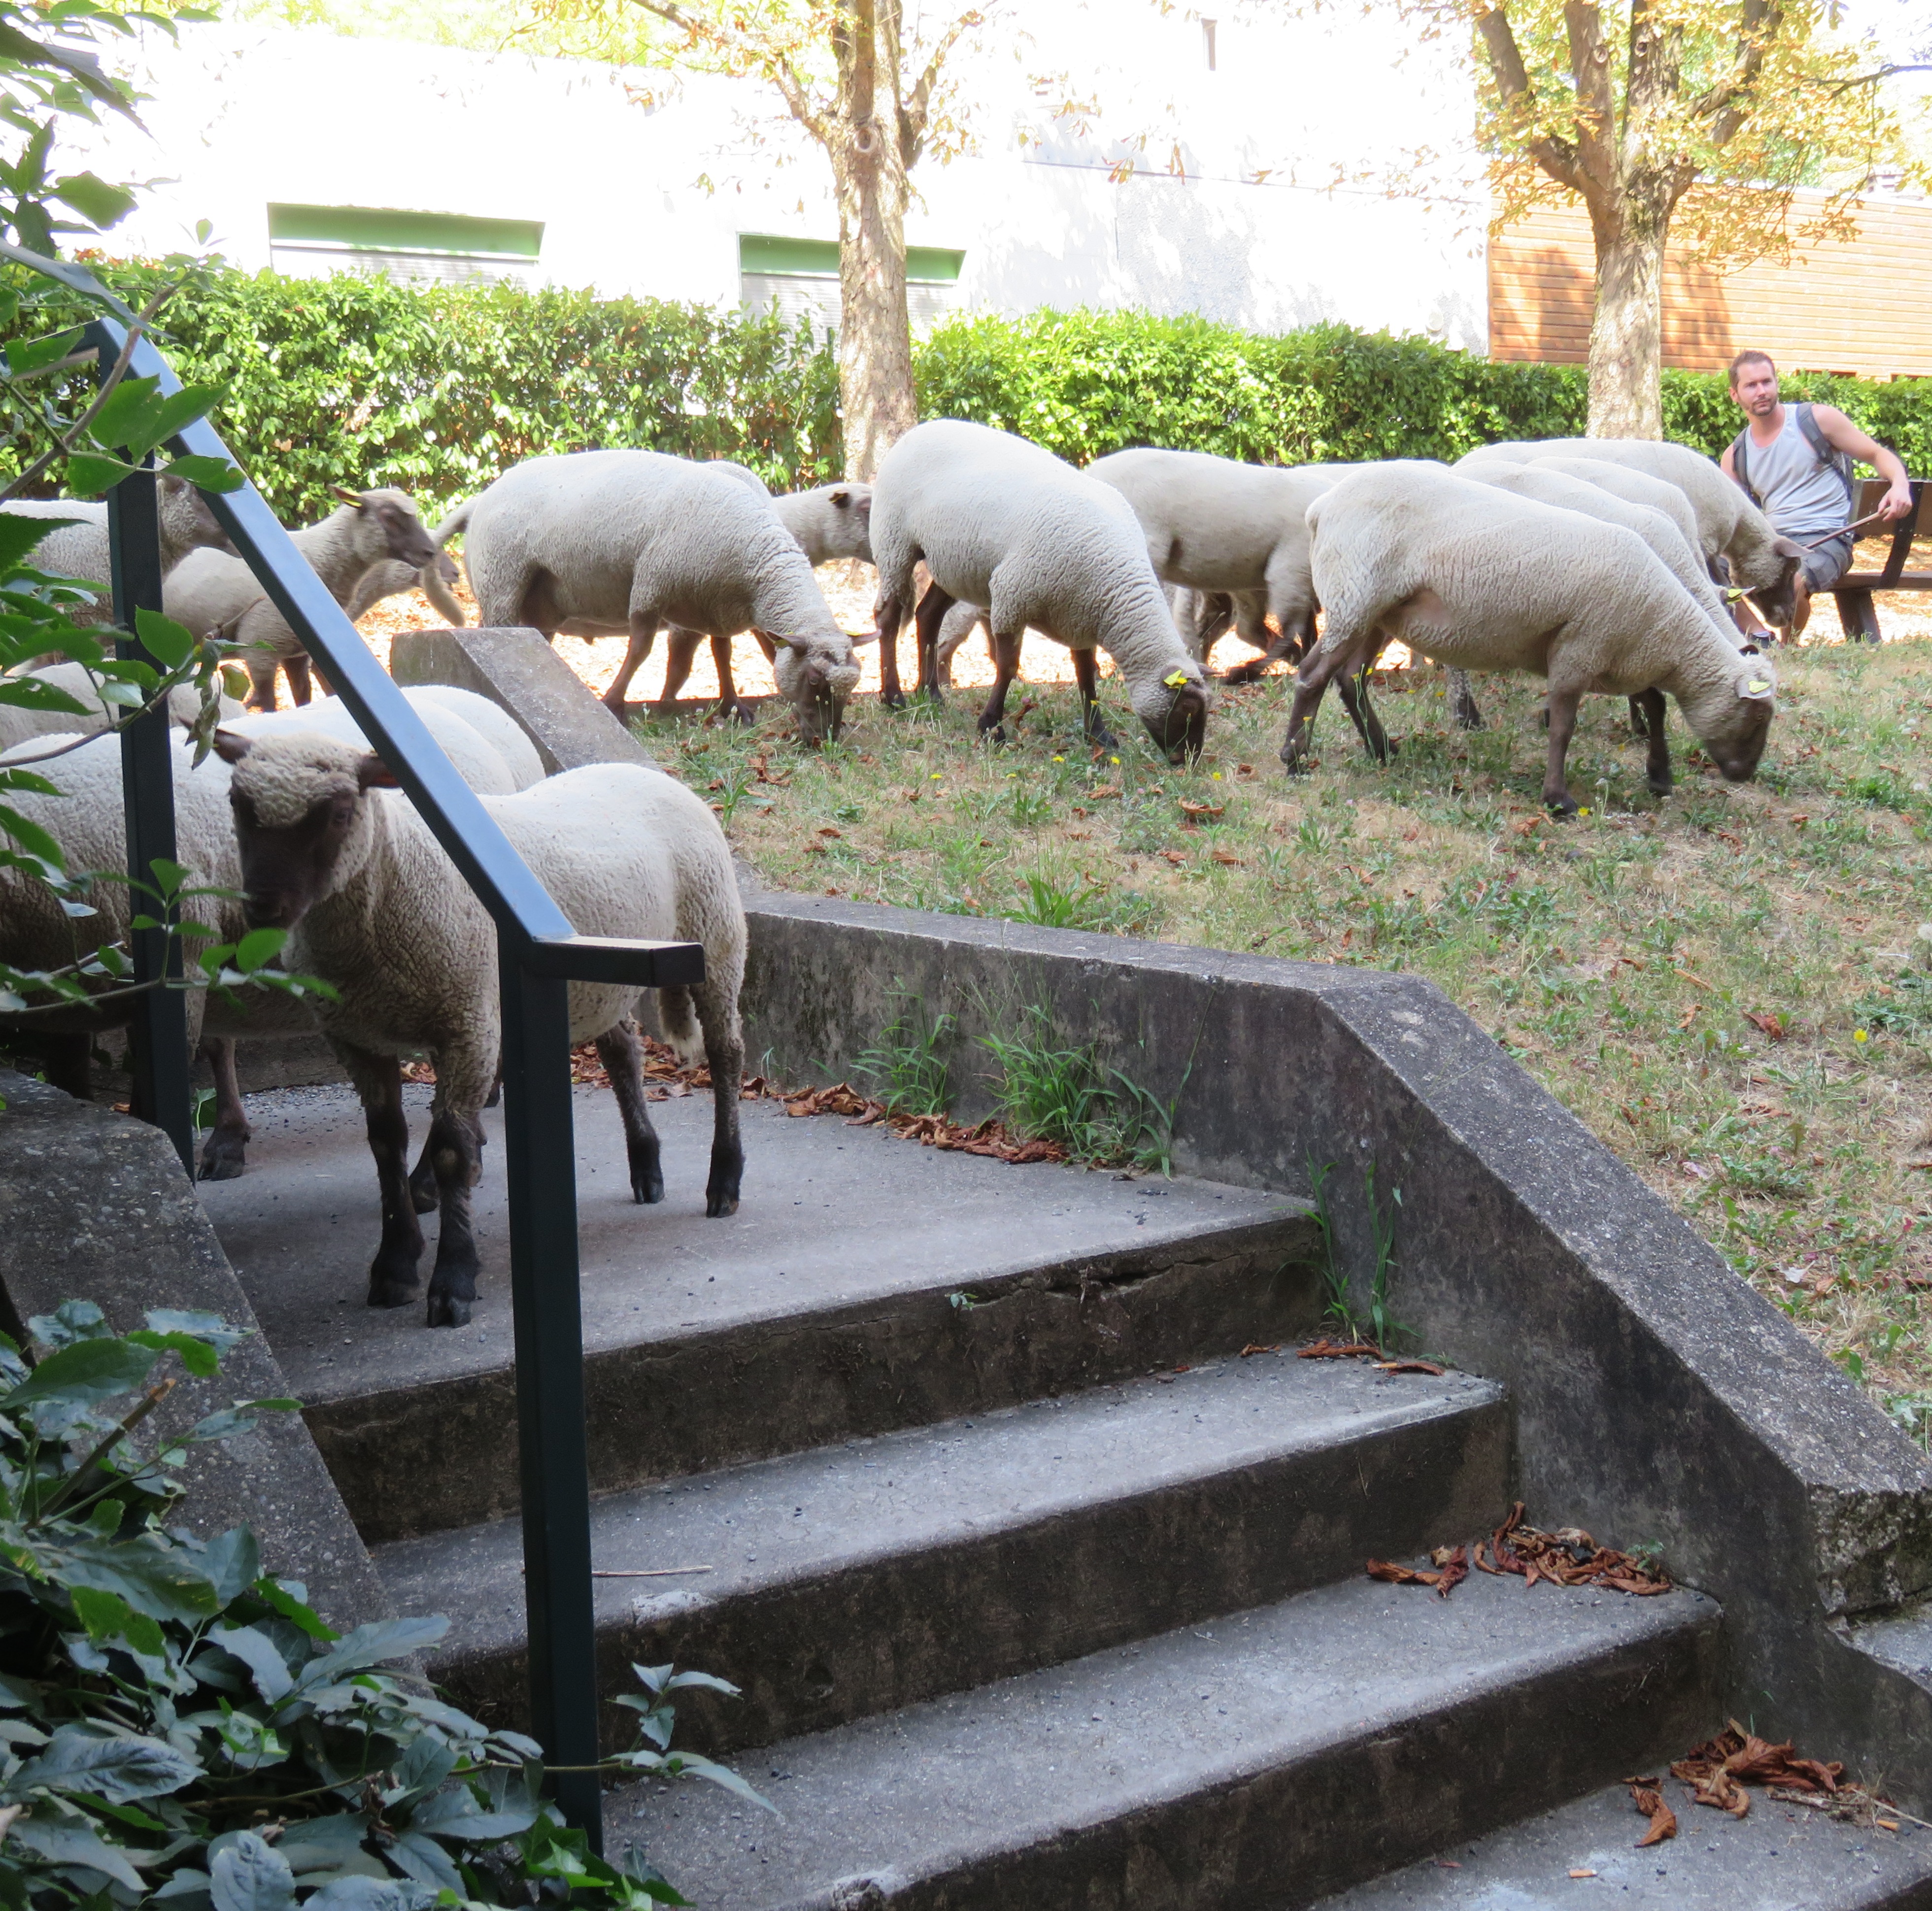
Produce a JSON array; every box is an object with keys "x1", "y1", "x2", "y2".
[
  {"x1": 64, "y1": 450, "x2": 137, "y2": 496},
  {"x1": 2, "y1": 326, "x2": 83, "y2": 376},
  {"x1": 233, "y1": 927, "x2": 285, "y2": 973},
  {"x1": 6, "y1": 1334, "x2": 157, "y2": 1410},
  {"x1": 5, "y1": 1725, "x2": 202, "y2": 1804},
  {"x1": 160, "y1": 453, "x2": 244, "y2": 493},
  {"x1": 249, "y1": 1575, "x2": 338, "y2": 1642},
  {"x1": 67, "y1": 1584, "x2": 135, "y2": 1640},
  {"x1": 0, "y1": 675, "x2": 92, "y2": 716},
  {"x1": 139, "y1": 381, "x2": 227, "y2": 453},
  {"x1": 86, "y1": 372, "x2": 163, "y2": 448},
  {"x1": 291, "y1": 1616, "x2": 448, "y2": 1695},
  {"x1": 0, "y1": 803, "x2": 66, "y2": 869},
  {"x1": 50, "y1": 170, "x2": 137, "y2": 231},
  {"x1": 200, "y1": 1526, "x2": 260, "y2": 1605},
  {"x1": 205, "y1": 1622, "x2": 293, "y2": 1703},
  {"x1": 210, "y1": 1831, "x2": 297, "y2": 1911},
  {"x1": 55, "y1": 1532, "x2": 222, "y2": 1623},
  {"x1": 133, "y1": 606, "x2": 195, "y2": 670},
  {"x1": 6, "y1": 1812, "x2": 147, "y2": 1890},
  {"x1": 127, "y1": 1328, "x2": 219, "y2": 1378},
  {"x1": 143, "y1": 1307, "x2": 246, "y2": 1352},
  {"x1": 0, "y1": 512, "x2": 77, "y2": 570},
  {"x1": 26, "y1": 1299, "x2": 109, "y2": 1348}
]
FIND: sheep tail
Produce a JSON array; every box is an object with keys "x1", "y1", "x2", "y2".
[
  {"x1": 419, "y1": 499, "x2": 475, "y2": 627},
  {"x1": 658, "y1": 985, "x2": 704, "y2": 1065}
]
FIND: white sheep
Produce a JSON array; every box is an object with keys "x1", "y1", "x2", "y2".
[
  {"x1": 212, "y1": 729, "x2": 747, "y2": 1327},
  {"x1": 1290, "y1": 462, "x2": 1778, "y2": 812},
  {"x1": 870, "y1": 420, "x2": 1210, "y2": 756},
  {"x1": 437, "y1": 451, "x2": 862, "y2": 745},
  {"x1": 653, "y1": 480, "x2": 876, "y2": 722},
  {"x1": 222, "y1": 685, "x2": 544, "y2": 795},
  {"x1": 1457, "y1": 438, "x2": 1803, "y2": 627},
  {"x1": 0, "y1": 661, "x2": 246, "y2": 754},
  {"x1": 164, "y1": 488, "x2": 444, "y2": 710},
  {"x1": 0, "y1": 686, "x2": 538, "y2": 1179},
  {"x1": 1086, "y1": 449, "x2": 1340, "y2": 681},
  {"x1": 341, "y1": 501, "x2": 473, "y2": 627},
  {"x1": 1, "y1": 477, "x2": 235, "y2": 625}
]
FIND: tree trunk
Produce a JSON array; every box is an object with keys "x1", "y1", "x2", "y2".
[
  {"x1": 1585, "y1": 198, "x2": 1667, "y2": 438},
  {"x1": 831, "y1": 126, "x2": 917, "y2": 480}
]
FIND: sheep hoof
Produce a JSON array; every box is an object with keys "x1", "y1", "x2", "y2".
[
  {"x1": 197, "y1": 1143, "x2": 247, "y2": 1182},
  {"x1": 632, "y1": 1173, "x2": 665, "y2": 1205},
  {"x1": 1647, "y1": 774, "x2": 1674, "y2": 797},
  {"x1": 705, "y1": 1188, "x2": 741, "y2": 1218},
  {"x1": 368, "y1": 1271, "x2": 422, "y2": 1308},
  {"x1": 426, "y1": 1292, "x2": 472, "y2": 1330},
  {"x1": 407, "y1": 1173, "x2": 439, "y2": 1216},
  {"x1": 1544, "y1": 794, "x2": 1579, "y2": 817},
  {"x1": 881, "y1": 687, "x2": 907, "y2": 710}
]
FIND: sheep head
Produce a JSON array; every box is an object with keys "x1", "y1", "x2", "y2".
[
  {"x1": 1129, "y1": 662, "x2": 1211, "y2": 763},
  {"x1": 334, "y1": 487, "x2": 443, "y2": 573},
  {"x1": 214, "y1": 729, "x2": 397, "y2": 930},
  {"x1": 1689, "y1": 652, "x2": 1777, "y2": 784},
  {"x1": 765, "y1": 632, "x2": 861, "y2": 745},
  {"x1": 1741, "y1": 537, "x2": 1803, "y2": 633}
]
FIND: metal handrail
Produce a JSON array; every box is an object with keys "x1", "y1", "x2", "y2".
[{"x1": 84, "y1": 310, "x2": 671, "y2": 1847}]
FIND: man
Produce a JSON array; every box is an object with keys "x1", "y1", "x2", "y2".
[{"x1": 1720, "y1": 349, "x2": 1913, "y2": 636}]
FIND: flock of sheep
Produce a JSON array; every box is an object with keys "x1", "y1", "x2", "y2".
[{"x1": 0, "y1": 416, "x2": 1809, "y2": 1328}]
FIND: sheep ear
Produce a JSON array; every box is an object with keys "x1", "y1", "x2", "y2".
[
  {"x1": 757, "y1": 629, "x2": 812, "y2": 653},
  {"x1": 332, "y1": 485, "x2": 368, "y2": 510},
  {"x1": 212, "y1": 729, "x2": 253, "y2": 765},
  {"x1": 1737, "y1": 672, "x2": 1776, "y2": 703},
  {"x1": 357, "y1": 754, "x2": 401, "y2": 790},
  {"x1": 1770, "y1": 536, "x2": 1804, "y2": 559},
  {"x1": 846, "y1": 628, "x2": 881, "y2": 647},
  {"x1": 828, "y1": 488, "x2": 850, "y2": 507}
]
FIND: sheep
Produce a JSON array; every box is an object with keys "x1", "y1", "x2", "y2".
[
  {"x1": 222, "y1": 685, "x2": 545, "y2": 795},
  {"x1": 0, "y1": 661, "x2": 246, "y2": 754},
  {"x1": 164, "y1": 488, "x2": 444, "y2": 710},
  {"x1": 870, "y1": 420, "x2": 1210, "y2": 757},
  {"x1": 1, "y1": 477, "x2": 236, "y2": 624},
  {"x1": 436, "y1": 451, "x2": 862, "y2": 745},
  {"x1": 1458, "y1": 458, "x2": 1748, "y2": 738},
  {"x1": 1086, "y1": 449, "x2": 1340, "y2": 682},
  {"x1": 1288, "y1": 462, "x2": 1778, "y2": 813},
  {"x1": 1457, "y1": 438, "x2": 1803, "y2": 629},
  {"x1": 211, "y1": 729, "x2": 747, "y2": 1328},
  {"x1": 654, "y1": 481, "x2": 876, "y2": 722},
  {"x1": 341, "y1": 502, "x2": 473, "y2": 627},
  {"x1": 0, "y1": 687, "x2": 537, "y2": 1179}
]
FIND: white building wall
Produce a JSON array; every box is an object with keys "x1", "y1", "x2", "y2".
[{"x1": 69, "y1": 2, "x2": 1488, "y2": 350}]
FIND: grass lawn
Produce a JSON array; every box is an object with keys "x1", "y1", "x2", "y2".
[{"x1": 628, "y1": 640, "x2": 1932, "y2": 1444}]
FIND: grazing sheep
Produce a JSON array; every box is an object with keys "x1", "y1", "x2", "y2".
[
  {"x1": 1289, "y1": 463, "x2": 1777, "y2": 812},
  {"x1": 0, "y1": 686, "x2": 537, "y2": 1178},
  {"x1": 164, "y1": 488, "x2": 444, "y2": 711},
  {"x1": 0, "y1": 661, "x2": 245, "y2": 754},
  {"x1": 223, "y1": 685, "x2": 545, "y2": 795},
  {"x1": 870, "y1": 421, "x2": 1209, "y2": 757},
  {"x1": 213, "y1": 730, "x2": 747, "y2": 1327},
  {"x1": 1087, "y1": 449, "x2": 1338, "y2": 682},
  {"x1": 341, "y1": 501, "x2": 473, "y2": 627},
  {"x1": 1, "y1": 477, "x2": 235, "y2": 624},
  {"x1": 439, "y1": 451, "x2": 862, "y2": 745},
  {"x1": 1457, "y1": 438, "x2": 1803, "y2": 628},
  {"x1": 655, "y1": 480, "x2": 877, "y2": 722}
]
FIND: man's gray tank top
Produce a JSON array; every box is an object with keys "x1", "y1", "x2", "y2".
[{"x1": 1743, "y1": 409, "x2": 1851, "y2": 541}]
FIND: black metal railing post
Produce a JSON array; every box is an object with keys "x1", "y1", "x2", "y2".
[
  {"x1": 107, "y1": 461, "x2": 194, "y2": 1175},
  {"x1": 500, "y1": 958, "x2": 603, "y2": 1844}
]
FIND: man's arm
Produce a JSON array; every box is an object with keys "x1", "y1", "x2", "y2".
[
  {"x1": 1720, "y1": 440, "x2": 1740, "y2": 485},
  {"x1": 1813, "y1": 404, "x2": 1914, "y2": 521}
]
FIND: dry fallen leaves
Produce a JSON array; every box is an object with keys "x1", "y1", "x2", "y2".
[
  {"x1": 1366, "y1": 1544, "x2": 1467, "y2": 1599},
  {"x1": 1626, "y1": 1777, "x2": 1678, "y2": 1847},
  {"x1": 1468, "y1": 1503, "x2": 1673, "y2": 1595},
  {"x1": 1671, "y1": 1722, "x2": 1842, "y2": 1821},
  {"x1": 1298, "y1": 1338, "x2": 1386, "y2": 1360},
  {"x1": 1744, "y1": 1010, "x2": 1789, "y2": 1039}
]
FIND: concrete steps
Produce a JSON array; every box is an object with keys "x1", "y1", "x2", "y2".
[
  {"x1": 203, "y1": 1076, "x2": 1929, "y2": 1908},
  {"x1": 376, "y1": 1350, "x2": 1511, "y2": 1749},
  {"x1": 605, "y1": 1571, "x2": 1721, "y2": 1910}
]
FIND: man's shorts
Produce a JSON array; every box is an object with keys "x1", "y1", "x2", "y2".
[{"x1": 1799, "y1": 534, "x2": 1854, "y2": 593}]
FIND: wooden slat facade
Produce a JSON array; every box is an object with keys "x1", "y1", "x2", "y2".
[{"x1": 1489, "y1": 194, "x2": 1932, "y2": 378}]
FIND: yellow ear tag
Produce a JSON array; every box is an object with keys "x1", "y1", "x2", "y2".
[
  {"x1": 1747, "y1": 678, "x2": 1771, "y2": 693},
  {"x1": 1164, "y1": 670, "x2": 1190, "y2": 688}
]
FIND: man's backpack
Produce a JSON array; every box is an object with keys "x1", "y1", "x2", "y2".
[{"x1": 1729, "y1": 402, "x2": 1856, "y2": 512}]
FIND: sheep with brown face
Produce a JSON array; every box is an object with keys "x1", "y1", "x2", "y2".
[
  {"x1": 430, "y1": 452, "x2": 863, "y2": 745},
  {"x1": 212, "y1": 729, "x2": 747, "y2": 1328},
  {"x1": 165, "y1": 487, "x2": 444, "y2": 709}
]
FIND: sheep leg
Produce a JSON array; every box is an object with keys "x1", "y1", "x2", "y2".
[
  {"x1": 1627, "y1": 695, "x2": 1650, "y2": 740},
  {"x1": 603, "y1": 611, "x2": 660, "y2": 716},
  {"x1": 30, "y1": 1030, "x2": 92, "y2": 1101},
  {"x1": 712, "y1": 636, "x2": 755, "y2": 724},
  {"x1": 654, "y1": 628, "x2": 703, "y2": 709},
  {"x1": 1071, "y1": 645, "x2": 1119, "y2": 748},
  {"x1": 1639, "y1": 688, "x2": 1673, "y2": 795},
  {"x1": 422, "y1": 1104, "x2": 484, "y2": 1330},
  {"x1": 977, "y1": 632, "x2": 1023, "y2": 741},
  {"x1": 343, "y1": 1045, "x2": 425, "y2": 1307},
  {"x1": 595, "y1": 1021, "x2": 664, "y2": 1205},
  {"x1": 913, "y1": 583, "x2": 955, "y2": 702},
  {"x1": 875, "y1": 588, "x2": 909, "y2": 707},
  {"x1": 407, "y1": 1140, "x2": 440, "y2": 1214},
  {"x1": 1280, "y1": 625, "x2": 1378, "y2": 771},
  {"x1": 1446, "y1": 668, "x2": 1485, "y2": 730},
  {"x1": 1335, "y1": 665, "x2": 1395, "y2": 763},
  {"x1": 195, "y1": 1037, "x2": 251, "y2": 1182},
  {"x1": 244, "y1": 656, "x2": 279, "y2": 712},
  {"x1": 1542, "y1": 687, "x2": 1583, "y2": 814},
  {"x1": 698, "y1": 993, "x2": 745, "y2": 1220},
  {"x1": 284, "y1": 654, "x2": 313, "y2": 707}
]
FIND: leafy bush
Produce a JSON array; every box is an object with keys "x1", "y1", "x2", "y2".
[
  {"x1": 0, "y1": 1301, "x2": 755, "y2": 1909},
  {"x1": 6, "y1": 263, "x2": 1929, "y2": 513}
]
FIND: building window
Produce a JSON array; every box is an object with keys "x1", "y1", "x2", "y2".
[
  {"x1": 738, "y1": 235, "x2": 965, "y2": 334},
  {"x1": 267, "y1": 204, "x2": 544, "y2": 287},
  {"x1": 1202, "y1": 19, "x2": 1218, "y2": 69}
]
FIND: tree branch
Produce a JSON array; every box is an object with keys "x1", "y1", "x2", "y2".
[
  {"x1": 1474, "y1": 6, "x2": 1587, "y2": 196},
  {"x1": 626, "y1": 0, "x2": 831, "y2": 144},
  {"x1": 1692, "y1": 0, "x2": 1780, "y2": 144},
  {"x1": 1562, "y1": 1, "x2": 1617, "y2": 181},
  {"x1": 902, "y1": 8, "x2": 979, "y2": 168},
  {"x1": 1823, "y1": 62, "x2": 1932, "y2": 92}
]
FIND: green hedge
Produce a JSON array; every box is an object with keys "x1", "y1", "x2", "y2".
[{"x1": 3, "y1": 261, "x2": 1927, "y2": 517}]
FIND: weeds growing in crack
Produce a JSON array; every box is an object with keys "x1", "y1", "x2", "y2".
[{"x1": 853, "y1": 985, "x2": 956, "y2": 1117}]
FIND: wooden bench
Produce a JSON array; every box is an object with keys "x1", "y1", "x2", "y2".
[{"x1": 1829, "y1": 475, "x2": 1928, "y2": 642}]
